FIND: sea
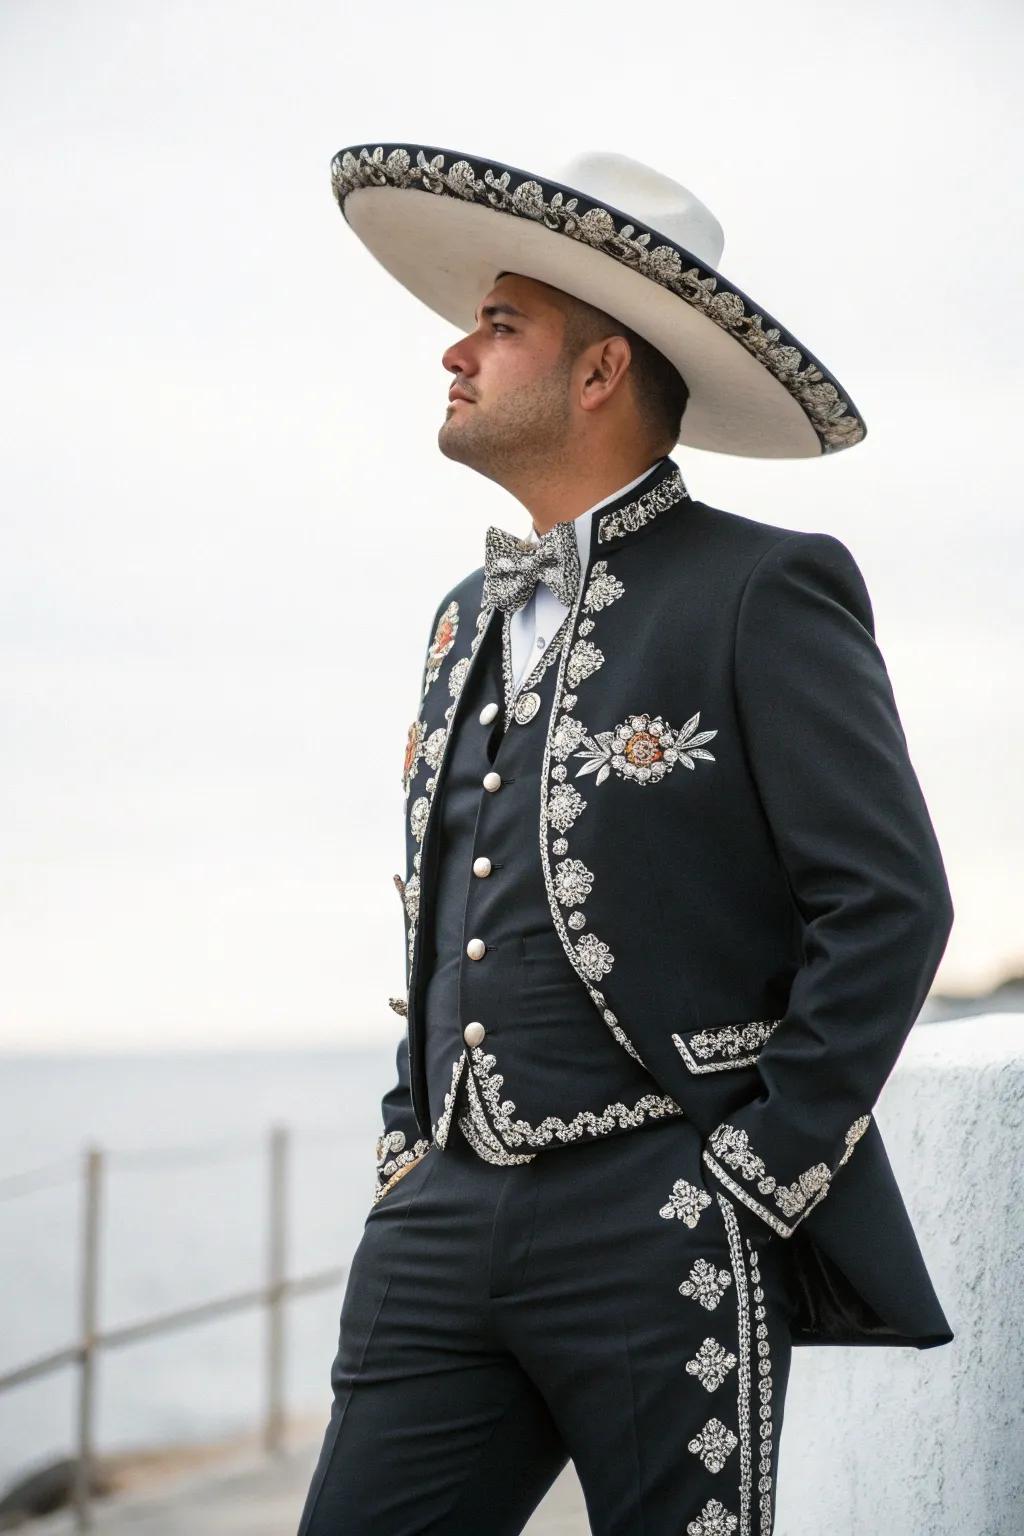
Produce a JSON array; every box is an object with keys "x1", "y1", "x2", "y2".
[{"x1": 0, "y1": 1047, "x2": 397, "y2": 1491}]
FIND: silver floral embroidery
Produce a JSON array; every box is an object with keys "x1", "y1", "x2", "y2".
[
  {"x1": 403, "y1": 873, "x2": 420, "y2": 925},
  {"x1": 583, "y1": 559, "x2": 625, "y2": 612},
  {"x1": 409, "y1": 796, "x2": 430, "y2": 843},
  {"x1": 574, "y1": 931, "x2": 613, "y2": 980},
  {"x1": 375, "y1": 1128, "x2": 431, "y2": 1184},
  {"x1": 598, "y1": 467, "x2": 691, "y2": 542},
  {"x1": 659, "y1": 1177, "x2": 712, "y2": 1228},
  {"x1": 671, "y1": 1018, "x2": 782, "y2": 1075},
  {"x1": 536, "y1": 549, "x2": 636, "y2": 1056},
  {"x1": 332, "y1": 148, "x2": 865, "y2": 455},
  {"x1": 773, "y1": 1162, "x2": 831, "y2": 1218},
  {"x1": 686, "y1": 1337, "x2": 738, "y2": 1393},
  {"x1": 457, "y1": 1069, "x2": 537, "y2": 1165},
  {"x1": 838, "y1": 1113, "x2": 871, "y2": 1167},
  {"x1": 431, "y1": 1056, "x2": 467, "y2": 1149},
  {"x1": 553, "y1": 858, "x2": 594, "y2": 907},
  {"x1": 706, "y1": 1115, "x2": 870, "y2": 1232},
  {"x1": 688, "y1": 1416, "x2": 738, "y2": 1475},
  {"x1": 467, "y1": 1043, "x2": 681, "y2": 1150},
  {"x1": 546, "y1": 782, "x2": 587, "y2": 832},
  {"x1": 600, "y1": 1005, "x2": 645, "y2": 1064},
  {"x1": 574, "y1": 710, "x2": 718, "y2": 787},
  {"x1": 551, "y1": 714, "x2": 587, "y2": 761},
  {"x1": 566, "y1": 638, "x2": 604, "y2": 687},
  {"x1": 577, "y1": 617, "x2": 595, "y2": 635},
  {"x1": 686, "y1": 1497, "x2": 739, "y2": 1536},
  {"x1": 422, "y1": 726, "x2": 447, "y2": 771},
  {"x1": 679, "y1": 1258, "x2": 733, "y2": 1312},
  {"x1": 448, "y1": 655, "x2": 470, "y2": 697}
]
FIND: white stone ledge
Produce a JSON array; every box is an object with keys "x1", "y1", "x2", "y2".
[{"x1": 776, "y1": 1013, "x2": 1024, "y2": 1535}]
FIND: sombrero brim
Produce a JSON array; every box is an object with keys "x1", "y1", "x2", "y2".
[{"x1": 330, "y1": 143, "x2": 866, "y2": 460}]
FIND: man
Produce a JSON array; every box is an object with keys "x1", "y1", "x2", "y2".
[{"x1": 297, "y1": 145, "x2": 954, "y2": 1536}]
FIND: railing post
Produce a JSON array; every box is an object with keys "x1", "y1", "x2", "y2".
[
  {"x1": 73, "y1": 1146, "x2": 103, "y2": 1529},
  {"x1": 264, "y1": 1124, "x2": 288, "y2": 1455}
]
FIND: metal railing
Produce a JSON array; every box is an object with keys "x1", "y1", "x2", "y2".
[{"x1": 0, "y1": 1124, "x2": 349, "y2": 1529}]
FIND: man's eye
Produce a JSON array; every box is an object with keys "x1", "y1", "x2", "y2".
[{"x1": 492, "y1": 323, "x2": 513, "y2": 333}]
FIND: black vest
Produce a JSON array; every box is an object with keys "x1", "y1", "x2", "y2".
[{"x1": 421, "y1": 606, "x2": 683, "y2": 1163}]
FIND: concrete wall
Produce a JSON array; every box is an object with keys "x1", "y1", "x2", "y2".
[{"x1": 775, "y1": 1013, "x2": 1024, "y2": 1536}]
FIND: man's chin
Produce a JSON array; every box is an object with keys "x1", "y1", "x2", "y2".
[{"x1": 437, "y1": 419, "x2": 485, "y2": 468}]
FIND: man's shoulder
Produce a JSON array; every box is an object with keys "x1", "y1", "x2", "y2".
[
  {"x1": 681, "y1": 497, "x2": 817, "y2": 556},
  {"x1": 675, "y1": 497, "x2": 860, "y2": 587},
  {"x1": 427, "y1": 563, "x2": 486, "y2": 629}
]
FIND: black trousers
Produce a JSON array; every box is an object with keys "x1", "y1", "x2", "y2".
[{"x1": 296, "y1": 1111, "x2": 798, "y2": 1536}]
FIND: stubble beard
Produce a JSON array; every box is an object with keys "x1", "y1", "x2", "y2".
[{"x1": 438, "y1": 357, "x2": 573, "y2": 487}]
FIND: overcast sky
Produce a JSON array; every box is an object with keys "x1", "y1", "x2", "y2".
[{"x1": 1, "y1": 0, "x2": 1021, "y2": 1052}]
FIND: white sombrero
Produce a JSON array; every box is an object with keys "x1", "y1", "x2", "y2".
[{"x1": 330, "y1": 142, "x2": 866, "y2": 460}]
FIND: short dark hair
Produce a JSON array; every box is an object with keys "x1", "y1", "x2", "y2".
[{"x1": 560, "y1": 295, "x2": 690, "y2": 451}]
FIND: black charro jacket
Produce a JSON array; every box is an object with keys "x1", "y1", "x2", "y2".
[{"x1": 375, "y1": 455, "x2": 955, "y2": 1349}]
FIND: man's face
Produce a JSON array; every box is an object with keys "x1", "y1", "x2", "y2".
[{"x1": 437, "y1": 273, "x2": 577, "y2": 481}]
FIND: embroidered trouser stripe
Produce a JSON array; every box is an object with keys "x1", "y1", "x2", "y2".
[{"x1": 717, "y1": 1192, "x2": 753, "y2": 1534}]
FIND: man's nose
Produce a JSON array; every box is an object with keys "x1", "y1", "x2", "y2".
[{"x1": 442, "y1": 334, "x2": 476, "y2": 375}]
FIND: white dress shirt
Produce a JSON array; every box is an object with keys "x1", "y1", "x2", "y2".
[{"x1": 509, "y1": 461, "x2": 664, "y2": 691}]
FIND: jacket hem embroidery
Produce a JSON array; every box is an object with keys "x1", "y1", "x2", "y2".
[
  {"x1": 458, "y1": 1068, "x2": 538, "y2": 1165},
  {"x1": 467, "y1": 1042, "x2": 683, "y2": 1150},
  {"x1": 375, "y1": 1128, "x2": 431, "y2": 1201}
]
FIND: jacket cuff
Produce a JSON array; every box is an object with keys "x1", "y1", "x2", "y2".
[
  {"x1": 701, "y1": 1113, "x2": 871, "y2": 1238},
  {"x1": 374, "y1": 1128, "x2": 430, "y2": 1202}
]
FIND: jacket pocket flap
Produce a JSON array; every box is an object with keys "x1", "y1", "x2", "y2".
[{"x1": 671, "y1": 1015, "x2": 782, "y2": 1074}]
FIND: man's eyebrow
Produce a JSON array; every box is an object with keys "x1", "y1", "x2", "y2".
[{"x1": 473, "y1": 301, "x2": 529, "y2": 324}]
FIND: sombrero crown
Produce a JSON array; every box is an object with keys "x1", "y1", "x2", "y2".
[{"x1": 331, "y1": 143, "x2": 866, "y2": 460}]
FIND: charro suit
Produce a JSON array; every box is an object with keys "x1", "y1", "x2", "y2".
[
  {"x1": 379, "y1": 454, "x2": 954, "y2": 1349},
  {"x1": 296, "y1": 455, "x2": 954, "y2": 1536}
]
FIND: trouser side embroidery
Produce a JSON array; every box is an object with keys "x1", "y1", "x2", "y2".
[{"x1": 745, "y1": 1235, "x2": 776, "y2": 1534}]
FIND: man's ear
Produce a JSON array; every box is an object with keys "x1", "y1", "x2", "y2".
[{"x1": 579, "y1": 335, "x2": 632, "y2": 413}]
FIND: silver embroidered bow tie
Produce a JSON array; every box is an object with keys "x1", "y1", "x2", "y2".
[{"x1": 481, "y1": 519, "x2": 581, "y2": 615}]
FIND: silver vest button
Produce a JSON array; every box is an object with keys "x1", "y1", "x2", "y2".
[
  {"x1": 479, "y1": 701, "x2": 500, "y2": 725},
  {"x1": 463, "y1": 1021, "x2": 486, "y2": 1047},
  {"x1": 482, "y1": 770, "x2": 502, "y2": 792},
  {"x1": 472, "y1": 856, "x2": 492, "y2": 878},
  {"x1": 466, "y1": 937, "x2": 486, "y2": 960}
]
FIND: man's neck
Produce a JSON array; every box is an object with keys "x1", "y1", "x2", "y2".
[{"x1": 517, "y1": 454, "x2": 666, "y2": 536}]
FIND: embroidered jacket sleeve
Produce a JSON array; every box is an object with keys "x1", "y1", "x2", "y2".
[{"x1": 701, "y1": 532, "x2": 954, "y2": 1238}]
